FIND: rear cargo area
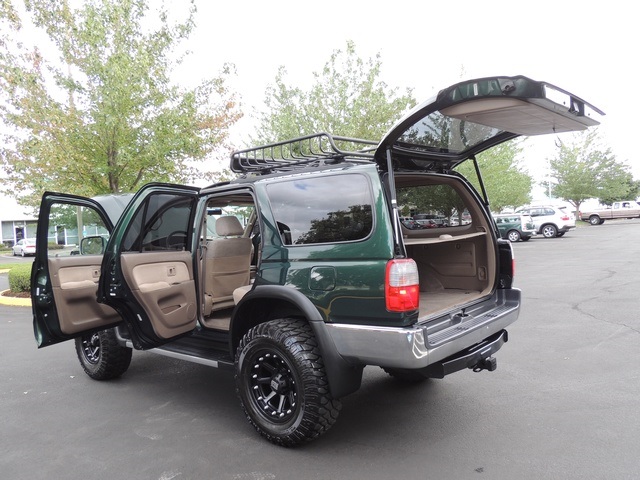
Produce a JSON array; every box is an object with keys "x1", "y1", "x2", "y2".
[{"x1": 396, "y1": 174, "x2": 496, "y2": 319}]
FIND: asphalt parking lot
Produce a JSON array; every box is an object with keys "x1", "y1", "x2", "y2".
[{"x1": 1, "y1": 221, "x2": 639, "y2": 480}]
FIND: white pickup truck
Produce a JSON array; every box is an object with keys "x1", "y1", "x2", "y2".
[{"x1": 580, "y1": 201, "x2": 640, "y2": 225}]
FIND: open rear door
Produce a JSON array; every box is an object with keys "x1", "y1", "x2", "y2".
[
  {"x1": 32, "y1": 193, "x2": 120, "y2": 347},
  {"x1": 374, "y1": 75, "x2": 604, "y2": 172},
  {"x1": 98, "y1": 183, "x2": 200, "y2": 349}
]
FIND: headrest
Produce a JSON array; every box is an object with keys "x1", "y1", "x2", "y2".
[{"x1": 215, "y1": 216, "x2": 244, "y2": 237}]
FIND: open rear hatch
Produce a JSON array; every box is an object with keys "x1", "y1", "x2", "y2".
[
  {"x1": 374, "y1": 75, "x2": 604, "y2": 172},
  {"x1": 377, "y1": 75, "x2": 604, "y2": 320}
]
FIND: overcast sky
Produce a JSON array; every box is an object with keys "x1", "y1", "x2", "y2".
[
  {"x1": 172, "y1": 0, "x2": 638, "y2": 184},
  {"x1": 3, "y1": 0, "x2": 637, "y2": 216}
]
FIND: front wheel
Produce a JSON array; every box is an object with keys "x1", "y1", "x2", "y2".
[
  {"x1": 541, "y1": 224, "x2": 558, "y2": 238},
  {"x1": 589, "y1": 215, "x2": 601, "y2": 226},
  {"x1": 75, "y1": 329, "x2": 132, "y2": 380},
  {"x1": 235, "y1": 319, "x2": 341, "y2": 447}
]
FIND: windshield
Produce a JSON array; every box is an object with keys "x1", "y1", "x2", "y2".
[{"x1": 396, "y1": 110, "x2": 503, "y2": 155}]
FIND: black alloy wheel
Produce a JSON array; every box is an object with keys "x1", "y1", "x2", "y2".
[
  {"x1": 235, "y1": 319, "x2": 341, "y2": 447},
  {"x1": 80, "y1": 333, "x2": 101, "y2": 364},
  {"x1": 74, "y1": 328, "x2": 132, "y2": 380},
  {"x1": 248, "y1": 348, "x2": 299, "y2": 423}
]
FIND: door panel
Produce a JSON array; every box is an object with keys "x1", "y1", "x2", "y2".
[
  {"x1": 32, "y1": 193, "x2": 120, "y2": 348},
  {"x1": 98, "y1": 185, "x2": 201, "y2": 349},
  {"x1": 120, "y1": 250, "x2": 197, "y2": 339},
  {"x1": 49, "y1": 256, "x2": 120, "y2": 334}
]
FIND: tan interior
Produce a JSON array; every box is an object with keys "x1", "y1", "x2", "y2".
[
  {"x1": 396, "y1": 174, "x2": 495, "y2": 320},
  {"x1": 49, "y1": 256, "x2": 121, "y2": 334},
  {"x1": 202, "y1": 216, "x2": 252, "y2": 315},
  {"x1": 120, "y1": 251, "x2": 197, "y2": 339},
  {"x1": 405, "y1": 232, "x2": 492, "y2": 319}
]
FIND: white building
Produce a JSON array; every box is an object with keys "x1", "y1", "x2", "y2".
[{"x1": 0, "y1": 193, "x2": 38, "y2": 246}]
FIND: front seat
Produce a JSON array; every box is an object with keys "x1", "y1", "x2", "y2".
[{"x1": 203, "y1": 216, "x2": 252, "y2": 315}]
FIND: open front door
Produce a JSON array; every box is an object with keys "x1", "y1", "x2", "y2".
[
  {"x1": 32, "y1": 193, "x2": 120, "y2": 347},
  {"x1": 98, "y1": 184, "x2": 200, "y2": 349}
]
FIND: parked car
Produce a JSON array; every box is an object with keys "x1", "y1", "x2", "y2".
[
  {"x1": 12, "y1": 238, "x2": 36, "y2": 256},
  {"x1": 414, "y1": 214, "x2": 448, "y2": 227},
  {"x1": 493, "y1": 213, "x2": 537, "y2": 242},
  {"x1": 414, "y1": 218, "x2": 438, "y2": 228},
  {"x1": 579, "y1": 200, "x2": 640, "y2": 225},
  {"x1": 30, "y1": 75, "x2": 602, "y2": 446},
  {"x1": 516, "y1": 205, "x2": 576, "y2": 238},
  {"x1": 400, "y1": 218, "x2": 422, "y2": 229}
]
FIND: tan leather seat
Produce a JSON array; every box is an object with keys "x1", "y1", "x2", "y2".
[{"x1": 203, "y1": 216, "x2": 252, "y2": 314}]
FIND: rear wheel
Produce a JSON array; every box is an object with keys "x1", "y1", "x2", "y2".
[
  {"x1": 235, "y1": 319, "x2": 341, "y2": 446},
  {"x1": 507, "y1": 230, "x2": 521, "y2": 242},
  {"x1": 75, "y1": 329, "x2": 132, "y2": 380},
  {"x1": 541, "y1": 224, "x2": 558, "y2": 238},
  {"x1": 589, "y1": 215, "x2": 601, "y2": 225}
]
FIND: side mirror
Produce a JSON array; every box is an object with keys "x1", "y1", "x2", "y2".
[{"x1": 80, "y1": 236, "x2": 107, "y2": 255}]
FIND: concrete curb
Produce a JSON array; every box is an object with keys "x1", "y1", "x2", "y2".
[{"x1": 0, "y1": 289, "x2": 31, "y2": 307}]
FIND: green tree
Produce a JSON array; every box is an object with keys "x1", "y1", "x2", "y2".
[
  {"x1": 457, "y1": 139, "x2": 533, "y2": 212},
  {"x1": 0, "y1": 0, "x2": 241, "y2": 208},
  {"x1": 546, "y1": 129, "x2": 632, "y2": 214},
  {"x1": 253, "y1": 40, "x2": 416, "y2": 144}
]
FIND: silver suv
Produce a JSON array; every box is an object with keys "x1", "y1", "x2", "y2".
[{"x1": 517, "y1": 205, "x2": 576, "y2": 238}]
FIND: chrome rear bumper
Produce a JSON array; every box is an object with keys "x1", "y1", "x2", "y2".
[{"x1": 325, "y1": 288, "x2": 520, "y2": 370}]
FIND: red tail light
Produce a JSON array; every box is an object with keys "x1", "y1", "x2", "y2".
[{"x1": 385, "y1": 259, "x2": 419, "y2": 312}]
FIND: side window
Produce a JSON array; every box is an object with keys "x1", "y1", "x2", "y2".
[
  {"x1": 48, "y1": 202, "x2": 110, "y2": 256},
  {"x1": 267, "y1": 174, "x2": 374, "y2": 245},
  {"x1": 396, "y1": 183, "x2": 470, "y2": 228},
  {"x1": 204, "y1": 202, "x2": 255, "y2": 240},
  {"x1": 122, "y1": 194, "x2": 194, "y2": 252}
]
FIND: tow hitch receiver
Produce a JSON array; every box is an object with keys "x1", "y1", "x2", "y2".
[{"x1": 473, "y1": 357, "x2": 497, "y2": 373}]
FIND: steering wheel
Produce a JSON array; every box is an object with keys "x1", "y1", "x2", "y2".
[{"x1": 166, "y1": 230, "x2": 188, "y2": 249}]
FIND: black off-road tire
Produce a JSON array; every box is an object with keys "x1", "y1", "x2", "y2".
[
  {"x1": 235, "y1": 319, "x2": 341, "y2": 447},
  {"x1": 75, "y1": 329, "x2": 132, "y2": 380},
  {"x1": 382, "y1": 367, "x2": 429, "y2": 383}
]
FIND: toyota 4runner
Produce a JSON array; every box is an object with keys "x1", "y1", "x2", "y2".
[{"x1": 30, "y1": 76, "x2": 603, "y2": 446}]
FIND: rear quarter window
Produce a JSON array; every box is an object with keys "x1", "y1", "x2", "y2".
[{"x1": 266, "y1": 174, "x2": 374, "y2": 245}]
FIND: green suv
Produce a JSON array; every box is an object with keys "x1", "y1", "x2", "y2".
[
  {"x1": 494, "y1": 213, "x2": 537, "y2": 242},
  {"x1": 30, "y1": 76, "x2": 602, "y2": 446}
]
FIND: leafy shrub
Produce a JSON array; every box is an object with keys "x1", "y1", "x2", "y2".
[{"x1": 8, "y1": 264, "x2": 32, "y2": 292}]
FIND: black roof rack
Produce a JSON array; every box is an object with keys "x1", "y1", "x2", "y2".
[{"x1": 230, "y1": 132, "x2": 378, "y2": 175}]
